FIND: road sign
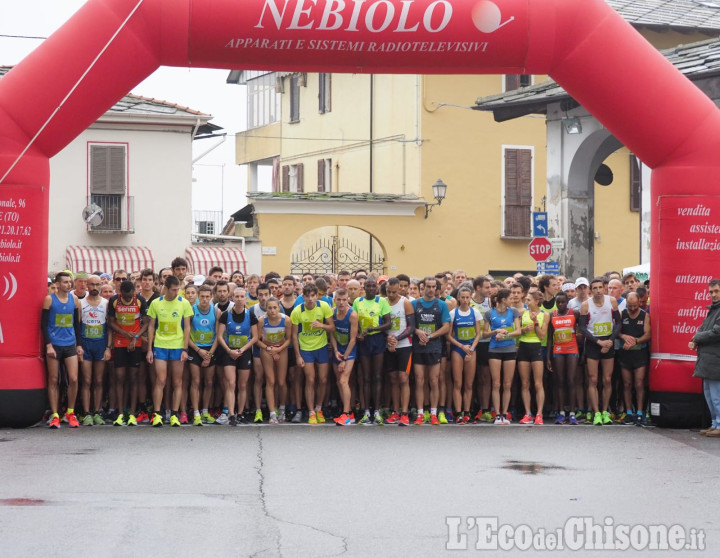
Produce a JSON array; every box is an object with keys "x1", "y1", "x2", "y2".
[
  {"x1": 537, "y1": 261, "x2": 560, "y2": 275},
  {"x1": 528, "y1": 237, "x2": 552, "y2": 262},
  {"x1": 532, "y1": 212, "x2": 548, "y2": 237}
]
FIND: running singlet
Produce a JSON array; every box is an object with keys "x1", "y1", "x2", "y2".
[
  {"x1": 412, "y1": 297, "x2": 450, "y2": 354},
  {"x1": 388, "y1": 297, "x2": 411, "y2": 349},
  {"x1": 449, "y1": 307, "x2": 481, "y2": 345},
  {"x1": 81, "y1": 297, "x2": 109, "y2": 342},
  {"x1": 48, "y1": 292, "x2": 76, "y2": 347},
  {"x1": 353, "y1": 295, "x2": 391, "y2": 335},
  {"x1": 484, "y1": 307, "x2": 519, "y2": 350},
  {"x1": 246, "y1": 293, "x2": 260, "y2": 308},
  {"x1": 621, "y1": 309, "x2": 647, "y2": 350},
  {"x1": 470, "y1": 297, "x2": 491, "y2": 344},
  {"x1": 586, "y1": 295, "x2": 614, "y2": 338},
  {"x1": 333, "y1": 307, "x2": 354, "y2": 349},
  {"x1": 550, "y1": 311, "x2": 579, "y2": 354},
  {"x1": 223, "y1": 309, "x2": 254, "y2": 349},
  {"x1": 108, "y1": 294, "x2": 148, "y2": 349},
  {"x1": 291, "y1": 301, "x2": 333, "y2": 351},
  {"x1": 263, "y1": 315, "x2": 287, "y2": 346},
  {"x1": 191, "y1": 303, "x2": 216, "y2": 348},
  {"x1": 147, "y1": 296, "x2": 194, "y2": 349},
  {"x1": 519, "y1": 310, "x2": 545, "y2": 344}
]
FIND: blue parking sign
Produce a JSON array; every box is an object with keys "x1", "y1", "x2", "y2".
[{"x1": 532, "y1": 212, "x2": 548, "y2": 237}]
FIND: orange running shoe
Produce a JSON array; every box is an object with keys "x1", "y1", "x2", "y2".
[
  {"x1": 399, "y1": 414, "x2": 410, "y2": 426},
  {"x1": 48, "y1": 415, "x2": 61, "y2": 429},
  {"x1": 65, "y1": 412, "x2": 79, "y2": 428},
  {"x1": 430, "y1": 414, "x2": 440, "y2": 426},
  {"x1": 413, "y1": 414, "x2": 424, "y2": 425}
]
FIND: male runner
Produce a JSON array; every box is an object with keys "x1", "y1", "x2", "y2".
[
  {"x1": 384, "y1": 277, "x2": 415, "y2": 425},
  {"x1": 188, "y1": 285, "x2": 219, "y2": 426},
  {"x1": 618, "y1": 292, "x2": 651, "y2": 425}
]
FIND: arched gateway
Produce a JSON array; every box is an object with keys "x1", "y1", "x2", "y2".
[{"x1": 1, "y1": 0, "x2": 719, "y2": 426}]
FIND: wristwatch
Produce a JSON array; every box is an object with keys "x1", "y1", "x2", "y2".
[{"x1": 134, "y1": 334, "x2": 139, "y2": 339}]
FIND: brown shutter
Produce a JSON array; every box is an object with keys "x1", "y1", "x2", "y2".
[
  {"x1": 630, "y1": 155, "x2": 641, "y2": 212},
  {"x1": 317, "y1": 159, "x2": 325, "y2": 192},
  {"x1": 504, "y1": 148, "x2": 532, "y2": 237},
  {"x1": 272, "y1": 157, "x2": 280, "y2": 192},
  {"x1": 296, "y1": 163, "x2": 304, "y2": 193},
  {"x1": 281, "y1": 165, "x2": 289, "y2": 192},
  {"x1": 90, "y1": 145, "x2": 126, "y2": 194}
]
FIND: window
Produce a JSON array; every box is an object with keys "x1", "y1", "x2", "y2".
[
  {"x1": 317, "y1": 158, "x2": 332, "y2": 192},
  {"x1": 246, "y1": 72, "x2": 281, "y2": 129},
  {"x1": 281, "y1": 163, "x2": 304, "y2": 192},
  {"x1": 89, "y1": 144, "x2": 133, "y2": 232},
  {"x1": 504, "y1": 74, "x2": 532, "y2": 92},
  {"x1": 503, "y1": 147, "x2": 533, "y2": 237},
  {"x1": 198, "y1": 221, "x2": 215, "y2": 235},
  {"x1": 319, "y1": 73, "x2": 331, "y2": 114},
  {"x1": 290, "y1": 74, "x2": 301, "y2": 123},
  {"x1": 630, "y1": 155, "x2": 641, "y2": 212}
]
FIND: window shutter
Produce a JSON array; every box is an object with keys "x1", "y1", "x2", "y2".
[
  {"x1": 318, "y1": 159, "x2": 325, "y2": 192},
  {"x1": 504, "y1": 148, "x2": 532, "y2": 237},
  {"x1": 272, "y1": 157, "x2": 280, "y2": 192},
  {"x1": 90, "y1": 145, "x2": 126, "y2": 194},
  {"x1": 281, "y1": 165, "x2": 290, "y2": 192},
  {"x1": 630, "y1": 155, "x2": 641, "y2": 212},
  {"x1": 296, "y1": 163, "x2": 304, "y2": 193}
]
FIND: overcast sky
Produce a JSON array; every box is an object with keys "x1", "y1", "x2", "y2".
[{"x1": 0, "y1": 0, "x2": 248, "y2": 223}]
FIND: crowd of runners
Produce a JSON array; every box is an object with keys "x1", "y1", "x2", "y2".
[{"x1": 42, "y1": 258, "x2": 652, "y2": 428}]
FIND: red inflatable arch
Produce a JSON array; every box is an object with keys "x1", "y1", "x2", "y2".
[{"x1": 1, "y1": 0, "x2": 719, "y2": 426}]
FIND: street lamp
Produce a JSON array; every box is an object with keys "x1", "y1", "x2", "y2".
[{"x1": 425, "y1": 179, "x2": 448, "y2": 218}]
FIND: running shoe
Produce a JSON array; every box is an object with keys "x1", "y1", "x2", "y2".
[
  {"x1": 623, "y1": 412, "x2": 636, "y2": 425},
  {"x1": 438, "y1": 411, "x2": 448, "y2": 425},
  {"x1": 335, "y1": 413, "x2": 352, "y2": 426},
  {"x1": 48, "y1": 415, "x2": 61, "y2": 429},
  {"x1": 569, "y1": 414, "x2": 579, "y2": 425},
  {"x1": 455, "y1": 414, "x2": 465, "y2": 424},
  {"x1": 462, "y1": 413, "x2": 470, "y2": 425},
  {"x1": 65, "y1": 412, "x2": 79, "y2": 428},
  {"x1": 254, "y1": 410, "x2": 264, "y2": 423},
  {"x1": 308, "y1": 412, "x2": 318, "y2": 425},
  {"x1": 534, "y1": 414, "x2": 544, "y2": 425},
  {"x1": 555, "y1": 414, "x2": 566, "y2": 425},
  {"x1": 291, "y1": 410, "x2": 303, "y2": 423},
  {"x1": 445, "y1": 409, "x2": 454, "y2": 423},
  {"x1": 202, "y1": 412, "x2": 216, "y2": 425},
  {"x1": 179, "y1": 412, "x2": 189, "y2": 425},
  {"x1": 385, "y1": 412, "x2": 400, "y2": 424},
  {"x1": 127, "y1": 414, "x2": 138, "y2": 426},
  {"x1": 229, "y1": 414, "x2": 238, "y2": 427},
  {"x1": 501, "y1": 415, "x2": 511, "y2": 425},
  {"x1": 423, "y1": 410, "x2": 431, "y2": 423},
  {"x1": 348, "y1": 412, "x2": 356, "y2": 424},
  {"x1": 413, "y1": 414, "x2": 424, "y2": 425},
  {"x1": 358, "y1": 413, "x2": 372, "y2": 425},
  {"x1": 216, "y1": 412, "x2": 229, "y2": 425},
  {"x1": 506, "y1": 411, "x2": 512, "y2": 422},
  {"x1": 269, "y1": 414, "x2": 278, "y2": 425},
  {"x1": 482, "y1": 411, "x2": 494, "y2": 423},
  {"x1": 586, "y1": 411, "x2": 592, "y2": 423},
  {"x1": 170, "y1": 414, "x2": 181, "y2": 427},
  {"x1": 519, "y1": 413, "x2": 534, "y2": 425},
  {"x1": 616, "y1": 412, "x2": 627, "y2": 424},
  {"x1": 278, "y1": 410, "x2": 286, "y2": 423},
  {"x1": 602, "y1": 410, "x2": 613, "y2": 425},
  {"x1": 93, "y1": 413, "x2": 105, "y2": 426},
  {"x1": 636, "y1": 412, "x2": 647, "y2": 427},
  {"x1": 592, "y1": 412, "x2": 603, "y2": 426},
  {"x1": 193, "y1": 414, "x2": 203, "y2": 426},
  {"x1": 430, "y1": 414, "x2": 440, "y2": 425},
  {"x1": 237, "y1": 413, "x2": 249, "y2": 425},
  {"x1": 399, "y1": 414, "x2": 410, "y2": 426},
  {"x1": 81, "y1": 414, "x2": 94, "y2": 426},
  {"x1": 152, "y1": 412, "x2": 163, "y2": 427},
  {"x1": 136, "y1": 411, "x2": 150, "y2": 424},
  {"x1": 317, "y1": 410, "x2": 326, "y2": 424},
  {"x1": 493, "y1": 415, "x2": 503, "y2": 425},
  {"x1": 113, "y1": 414, "x2": 126, "y2": 427},
  {"x1": 373, "y1": 411, "x2": 383, "y2": 425}
]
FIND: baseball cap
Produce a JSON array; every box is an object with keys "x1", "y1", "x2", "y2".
[
  {"x1": 75, "y1": 271, "x2": 90, "y2": 280},
  {"x1": 194, "y1": 275, "x2": 206, "y2": 285},
  {"x1": 377, "y1": 275, "x2": 389, "y2": 285},
  {"x1": 575, "y1": 277, "x2": 590, "y2": 288}
]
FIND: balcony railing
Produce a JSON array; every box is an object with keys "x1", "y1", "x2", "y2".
[{"x1": 87, "y1": 194, "x2": 134, "y2": 233}]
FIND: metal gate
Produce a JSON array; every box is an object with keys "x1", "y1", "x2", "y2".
[{"x1": 290, "y1": 235, "x2": 384, "y2": 276}]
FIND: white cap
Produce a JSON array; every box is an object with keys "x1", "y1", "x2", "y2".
[
  {"x1": 194, "y1": 275, "x2": 206, "y2": 285},
  {"x1": 575, "y1": 277, "x2": 590, "y2": 287}
]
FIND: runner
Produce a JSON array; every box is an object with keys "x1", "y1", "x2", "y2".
[
  {"x1": 245, "y1": 274, "x2": 261, "y2": 307},
  {"x1": 546, "y1": 292, "x2": 581, "y2": 424},
  {"x1": 618, "y1": 292, "x2": 652, "y2": 425},
  {"x1": 146, "y1": 276, "x2": 194, "y2": 427},
  {"x1": 79, "y1": 275, "x2": 111, "y2": 426},
  {"x1": 280, "y1": 275, "x2": 302, "y2": 423},
  {"x1": 353, "y1": 278, "x2": 392, "y2": 425},
  {"x1": 447, "y1": 285, "x2": 482, "y2": 424},
  {"x1": 330, "y1": 288, "x2": 359, "y2": 426},
  {"x1": 251, "y1": 282, "x2": 271, "y2": 423},
  {"x1": 384, "y1": 277, "x2": 415, "y2": 425},
  {"x1": 517, "y1": 291, "x2": 549, "y2": 425},
  {"x1": 291, "y1": 283, "x2": 335, "y2": 425},
  {"x1": 188, "y1": 285, "x2": 219, "y2": 426},
  {"x1": 483, "y1": 288, "x2": 522, "y2": 425},
  {"x1": 257, "y1": 297, "x2": 292, "y2": 424},
  {"x1": 42, "y1": 272, "x2": 83, "y2": 428},
  {"x1": 470, "y1": 276, "x2": 493, "y2": 423}
]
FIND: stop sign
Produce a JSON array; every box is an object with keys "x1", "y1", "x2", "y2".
[{"x1": 528, "y1": 237, "x2": 552, "y2": 262}]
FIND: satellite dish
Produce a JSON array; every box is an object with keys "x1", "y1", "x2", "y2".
[{"x1": 82, "y1": 203, "x2": 104, "y2": 226}]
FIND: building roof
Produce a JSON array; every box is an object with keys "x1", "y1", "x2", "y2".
[
  {"x1": 608, "y1": 0, "x2": 720, "y2": 32},
  {"x1": 246, "y1": 191, "x2": 423, "y2": 202},
  {"x1": 474, "y1": 37, "x2": 720, "y2": 120},
  {"x1": 1, "y1": 65, "x2": 221, "y2": 134}
]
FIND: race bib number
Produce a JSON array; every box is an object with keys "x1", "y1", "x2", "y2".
[
  {"x1": 391, "y1": 316, "x2": 401, "y2": 331},
  {"x1": 359, "y1": 315, "x2": 375, "y2": 331},
  {"x1": 554, "y1": 329, "x2": 572, "y2": 343},
  {"x1": 419, "y1": 324, "x2": 436, "y2": 335},
  {"x1": 117, "y1": 313, "x2": 136, "y2": 326},
  {"x1": 457, "y1": 326, "x2": 475, "y2": 340},
  {"x1": 192, "y1": 330, "x2": 213, "y2": 344},
  {"x1": 266, "y1": 331, "x2": 284, "y2": 344},
  {"x1": 84, "y1": 324, "x2": 103, "y2": 339},
  {"x1": 159, "y1": 321, "x2": 177, "y2": 335},
  {"x1": 228, "y1": 334, "x2": 248, "y2": 349},
  {"x1": 593, "y1": 322, "x2": 612, "y2": 337},
  {"x1": 55, "y1": 313, "x2": 73, "y2": 328},
  {"x1": 334, "y1": 331, "x2": 349, "y2": 346}
]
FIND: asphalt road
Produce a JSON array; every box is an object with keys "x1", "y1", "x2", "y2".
[{"x1": 1, "y1": 423, "x2": 718, "y2": 557}]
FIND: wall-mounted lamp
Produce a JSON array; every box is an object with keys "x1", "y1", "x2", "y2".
[
  {"x1": 562, "y1": 117, "x2": 582, "y2": 135},
  {"x1": 425, "y1": 179, "x2": 448, "y2": 218}
]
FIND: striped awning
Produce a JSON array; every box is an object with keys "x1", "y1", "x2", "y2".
[
  {"x1": 185, "y1": 245, "x2": 247, "y2": 275},
  {"x1": 65, "y1": 246, "x2": 155, "y2": 275}
]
